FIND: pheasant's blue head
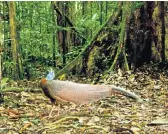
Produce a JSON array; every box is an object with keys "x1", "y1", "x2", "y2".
[{"x1": 46, "y1": 69, "x2": 55, "y2": 80}]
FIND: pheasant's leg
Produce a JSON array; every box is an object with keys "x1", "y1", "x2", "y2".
[
  {"x1": 48, "y1": 102, "x2": 61, "y2": 117},
  {"x1": 55, "y1": 103, "x2": 61, "y2": 117},
  {"x1": 48, "y1": 104, "x2": 55, "y2": 117}
]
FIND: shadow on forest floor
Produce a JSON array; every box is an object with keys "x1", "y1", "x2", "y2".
[{"x1": 0, "y1": 65, "x2": 168, "y2": 134}]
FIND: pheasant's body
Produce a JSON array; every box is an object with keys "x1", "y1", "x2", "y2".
[{"x1": 40, "y1": 79, "x2": 143, "y2": 105}]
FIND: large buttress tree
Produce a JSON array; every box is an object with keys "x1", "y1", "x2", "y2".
[{"x1": 54, "y1": 1, "x2": 168, "y2": 78}]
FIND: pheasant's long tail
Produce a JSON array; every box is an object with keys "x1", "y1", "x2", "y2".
[{"x1": 111, "y1": 85, "x2": 143, "y2": 102}]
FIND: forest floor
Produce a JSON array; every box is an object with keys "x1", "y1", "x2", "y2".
[{"x1": 0, "y1": 65, "x2": 168, "y2": 134}]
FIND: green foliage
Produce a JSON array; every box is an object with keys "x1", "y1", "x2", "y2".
[
  {"x1": 74, "y1": 2, "x2": 117, "y2": 40},
  {"x1": 2, "y1": 1, "x2": 133, "y2": 79},
  {"x1": 0, "y1": 78, "x2": 9, "y2": 91},
  {"x1": 66, "y1": 46, "x2": 83, "y2": 61},
  {"x1": 3, "y1": 61, "x2": 15, "y2": 70},
  {"x1": 17, "y1": 2, "x2": 54, "y2": 58},
  {"x1": 132, "y1": 2, "x2": 144, "y2": 9}
]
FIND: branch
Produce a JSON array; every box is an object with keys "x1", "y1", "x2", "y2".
[{"x1": 52, "y1": 3, "x2": 87, "y2": 42}]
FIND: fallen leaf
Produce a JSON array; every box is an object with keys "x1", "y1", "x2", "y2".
[
  {"x1": 87, "y1": 116, "x2": 100, "y2": 125},
  {"x1": 21, "y1": 92, "x2": 31, "y2": 97},
  {"x1": 19, "y1": 122, "x2": 32, "y2": 133},
  {"x1": 148, "y1": 119, "x2": 168, "y2": 125},
  {"x1": 7, "y1": 109, "x2": 20, "y2": 119},
  {"x1": 79, "y1": 117, "x2": 89, "y2": 125},
  {"x1": 0, "y1": 107, "x2": 5, "y2": 111},
  {"x1": 130, "y1": 127, "x2": 141, "y2": 134}
]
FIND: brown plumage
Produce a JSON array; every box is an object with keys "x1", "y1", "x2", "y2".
[
  {"x1": 40, "y1": 78, "x2": 56, "y2": 104},
  {"x1": 40, "y1": 79, "x2": 143, "y2": 105}
]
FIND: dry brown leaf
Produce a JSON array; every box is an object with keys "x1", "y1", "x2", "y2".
[
  {"x1": 130, "y1": 127, "x2": 141, "y2": 134},
  {"x1": 19, "y1": 122, "x2": 32, "y2": 133},
  {"x1": 21, "y1": 92, "x2": 31, "y2": 97},
  {"x1": 25, "y1": 112, "x2": 35, "y2": 117},
  {"x1": 87, "y1": 116, "x2": 100, "y2": 125},
  {"x1": 7, "y1": 109, "x2": 20, "y2": 119},
  {"x1": 79, "y1": 117, "x2": 89, "y2": 125}
]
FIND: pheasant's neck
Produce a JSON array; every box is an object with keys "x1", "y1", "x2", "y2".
[{"x1": 41, "y1": 78, "x2": 47, "y2": 85}]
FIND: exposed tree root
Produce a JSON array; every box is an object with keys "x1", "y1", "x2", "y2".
[
  {"x1": 37, "y1": 115, "x2": 107, "y2": 133},
  {"x1": 2, "y1": 87, "x2": 42, "y2": 93}
]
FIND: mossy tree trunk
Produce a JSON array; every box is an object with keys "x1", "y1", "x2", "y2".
[
  {"x1": 51, "y1": 2, "x2": 56, "y2": 67},
  {"x1": 152, "y1": 1, "x2": 165, "y2": 63},
  {"x1": 0, "y1": 13, "x2": 3, "y2": 82},
  {"x1": 109, "y1": 2, "x2": 132, "y2": 71},
  {"x1": 9, "y1": 1, "x2": 23, "y2": 80}
]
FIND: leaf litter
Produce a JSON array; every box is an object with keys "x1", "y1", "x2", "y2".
[{"x1": 0, "y1": 64, "x2": 168, "y2": 133}]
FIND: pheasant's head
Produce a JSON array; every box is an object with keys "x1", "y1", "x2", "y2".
[
  {"x1": 45, "y1": 68, "x2": 55, "y2": 80},
  {"x1": 40, "y1": 69, "x2": 55, "y2": 87}
]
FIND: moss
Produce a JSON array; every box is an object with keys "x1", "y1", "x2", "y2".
[
  {"x1": 58, "y1": 74, "x2": 67, "y2": 80},
  {"x1": 86, "y1": 46, "x2": 100, "y2": 75},
  {"x1": 164, "y1": 12, "x2": 168, "y2": 62}
]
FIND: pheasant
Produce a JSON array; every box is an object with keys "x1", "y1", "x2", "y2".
[{"x1": 40, "y1": 69, "x2": 143, "y2": 116}]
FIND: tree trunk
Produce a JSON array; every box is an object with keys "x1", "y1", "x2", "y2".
[
  {"x1": 55, "y1": 1, "x2": 68, "y2": 65},
  {"x1": 109, "y1": 2, "x2": 132, "y2": 71},
  {"x1": 9, "y1": 1, "x2": 23, "y2": 80},
  {"x1": 127, "y1": 1, "x2": 166, "y2": 67},
  {"x1": 51, "y1": 2, "x2": 56, "y2": 67},
  {"x1": 52, "y1": 2, "x2": 87, "y2": 66},
  {"x1": 0, "y1": 12, "x2": 3, "y2": 83},
  {"x1": 151, "y1": 1, "x2": 165, "y2": 63},
  {"x1": 165, "y1": 2, "x2": 168, "y2": 62}
]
